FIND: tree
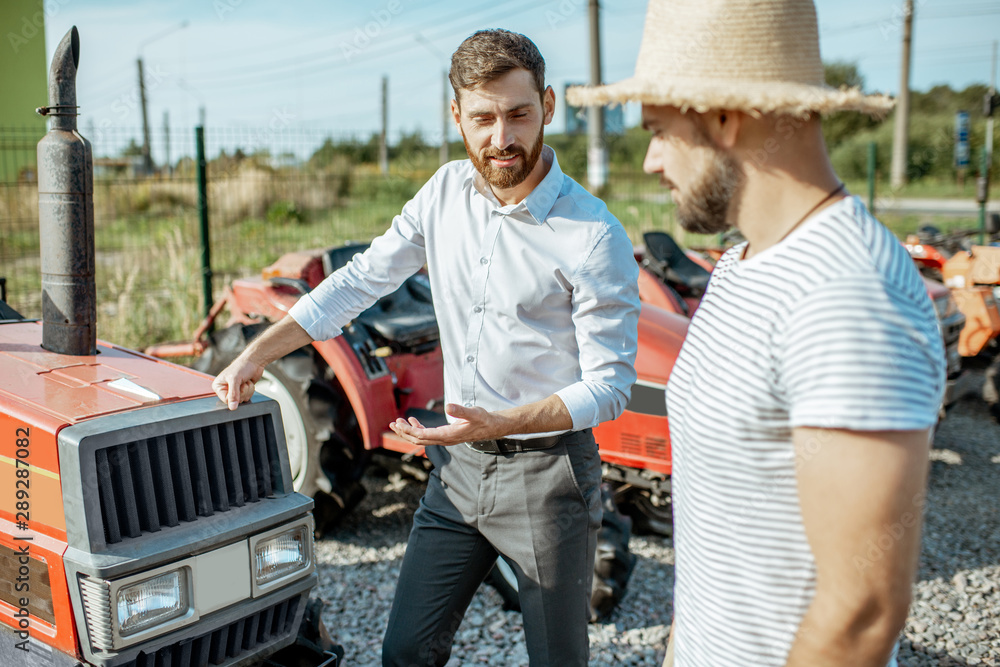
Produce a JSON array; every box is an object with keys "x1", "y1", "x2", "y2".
[
  {"x1": 822, "y1": 61, "x2": 884, "y2": 150},
  {"x1": 120, "y1": 138, "x2": 143, "y2": 157}
]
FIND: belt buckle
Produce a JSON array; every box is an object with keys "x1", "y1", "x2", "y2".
[{"x1": 470, "y1": 439, "x2": 502, "y2": 454}]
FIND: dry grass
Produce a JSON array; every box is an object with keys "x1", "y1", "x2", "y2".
[
  {"x1": 97, "y1": 225, "x2": 203, "y2": 349},
  {"x1": 3, "y1": 164, "x2": 981, "y2": 352}
]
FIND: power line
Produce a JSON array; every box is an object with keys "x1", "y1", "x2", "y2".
[
  {"x1": 178, "y1": 0, "x2": 541, "y2": 87},
  {"x1": 856, "y1": 40, "x2": 997, "y2": 62},
  {"x1": 821, "y1": 4, "x2": 1000, "y2": 36}
]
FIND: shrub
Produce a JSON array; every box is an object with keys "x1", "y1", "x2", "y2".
[{"x1": 266, "y1": 200, "x2": 305, "y2": 225}]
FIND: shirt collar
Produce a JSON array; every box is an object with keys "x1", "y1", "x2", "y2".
[{"x1": 468, "y1": 145, "x2": 563, "y2": 225}]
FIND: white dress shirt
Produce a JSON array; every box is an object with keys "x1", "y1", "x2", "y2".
[{"x1": 288, "y1": 145, "x2": 639, "y2": 436}]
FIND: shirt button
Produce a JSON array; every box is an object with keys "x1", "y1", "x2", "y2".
[
  {"x1": 482, "y1": 472, "x2": 488, "y2": 479},
  {"x1": 464, "y1": 402, "x2": 472, "y2": 408},
  {"x1": 466, "y1": 355, "x2": 475, "y2": 362},
  {"x1": 480, "y1": 257, "x2": 489, "y2": 265},
  {"x1": 474, "y1": 306, "x2": 482, "y2": 313}
]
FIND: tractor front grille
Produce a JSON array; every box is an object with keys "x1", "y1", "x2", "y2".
[
  {"x1": 126, "y1": 594, "x2": 301, "y2": 667},
  {"x1": 96, "y1": 414, "x2": 283, "y2": 545}
]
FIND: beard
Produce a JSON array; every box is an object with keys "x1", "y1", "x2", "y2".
[
  {"x1": 462, "y1": 123, "x2": 545, "y2": 190},
  {"x1": 674, "y1": 130, "x2": 743, "y2": 235}
]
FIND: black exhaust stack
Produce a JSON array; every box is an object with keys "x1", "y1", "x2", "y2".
[{"x1": 36, "y1": 26, "x2": 97, "y2": 355}]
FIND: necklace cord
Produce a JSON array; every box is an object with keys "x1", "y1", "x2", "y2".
[{"x1": 743, "y1": 182, "x2": 846, "y2": 258}]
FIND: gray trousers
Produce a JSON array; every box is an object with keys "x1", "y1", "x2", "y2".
[{"x1": 382, "y1": 429, "x2": 603, "y2": 666}]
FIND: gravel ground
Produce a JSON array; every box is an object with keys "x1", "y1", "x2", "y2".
[{"x1": 314, "y1": 371, "x2": 1000, "y2": 666}]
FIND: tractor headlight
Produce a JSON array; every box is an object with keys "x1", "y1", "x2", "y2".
[
  {"x1": 116, "y1": 570, "x2": 190, "y2": 636},
  {"x1": 253, "y1": 525, "x2": 311, "y2": 588}
]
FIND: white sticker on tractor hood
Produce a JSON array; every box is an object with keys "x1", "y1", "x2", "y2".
[{"x1": 107, "y1": 378, "x2": 162, "y2": 401}]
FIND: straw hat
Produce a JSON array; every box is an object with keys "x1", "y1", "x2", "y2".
[{"x1": 566, "y1": 0, "x2": 893, "y2": 117}]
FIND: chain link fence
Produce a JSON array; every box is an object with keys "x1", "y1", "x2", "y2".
[{"x1": 0, "y1": 124, "x2": 677, "y2": 350}]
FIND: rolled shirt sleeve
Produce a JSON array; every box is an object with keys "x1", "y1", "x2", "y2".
[
  {"x1": 286, "y1": 148, "x2": 640, "y2": 437},
  {"x1": 288, "y1": 181, "x2": 429, "y2": 341},
  {"x1": 556, "y1": 224, "x2": 640, "y2": 431}
]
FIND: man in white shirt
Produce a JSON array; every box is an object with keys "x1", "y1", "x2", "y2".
[
  {"x1": 570, "y1": 1, "x2": 944, "y2": 666},
  {"x1": 212, "y1": 29, "x2": 639, "y2": 666}
]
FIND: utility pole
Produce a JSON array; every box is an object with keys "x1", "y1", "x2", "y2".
[
  {"x1": 380, "y1": 75, "x2": 389, "y2": 175},
  {"x1": 163, "y1": 110, "x2": 171, "y2": 176},
  {"x1": 587, "y1": 0, "x2": 608, "y2": 191},
  {"x1": 136, "y1": 21, "x2": 188, "y2": 176},
  {"x1": 988, "y1": 41, "x2": 997, "y2": 167},
  {"x1": 890, "y1": 0, "x2": 914, "y2": 190},
  {"x1": 137, "y1": 58, "x2": 153, "y2": 174},
  {"x1": 441, "y1": 70, "x2": 450, "y2": 166},
  {"x1": 414, "y1": 35, "x2": 451, "y2": 167},
  {"x1": 980, "y1": 43, "x2": 1000, "y2": 245}
]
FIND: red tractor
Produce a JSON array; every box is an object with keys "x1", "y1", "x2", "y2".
[
  {"x1": 147, "y1": 241, "x2": 689, "y2": 618},
  {"x1": 150, "y1": 243, "x2": 690, "y2": 542},
  {"x1": 639, "y1": 228, "x2": 967, "y2": 414}
]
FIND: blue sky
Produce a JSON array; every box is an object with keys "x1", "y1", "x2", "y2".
[{"x1": 36, "y1": 0, "x2": 1000, "y2": 151}]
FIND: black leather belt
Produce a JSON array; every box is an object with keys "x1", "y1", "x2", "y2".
[{"x1": 468, "y1": 434, "x2": 562, "y2": 454}]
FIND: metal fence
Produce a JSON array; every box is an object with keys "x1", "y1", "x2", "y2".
[{"x1": 0, "y1": 124, "x2": 674, "y2": 350}]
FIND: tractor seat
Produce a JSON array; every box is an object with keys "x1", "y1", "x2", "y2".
[
  {"x1": 322, "y1": 243, "x2": 439, "y2": 347},
  {"x1": 643, "y1": 231, "x2": 711, "y2": 295}
]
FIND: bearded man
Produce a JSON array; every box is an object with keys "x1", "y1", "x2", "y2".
[
  {"x1": 212, "y1": 29, "x2": 639, "y2": 666},
  {"x1": 570, "y1": 1, "x2": 944, "y2": 666}
]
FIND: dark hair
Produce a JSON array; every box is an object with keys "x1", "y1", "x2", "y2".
[{"x1": 449, "y1": 29, "x2": 545, "y2": 105}]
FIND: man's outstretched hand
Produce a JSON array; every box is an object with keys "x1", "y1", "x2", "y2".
[{"x1": 389, "y1": 403, "x2": 513, "y2": 446}]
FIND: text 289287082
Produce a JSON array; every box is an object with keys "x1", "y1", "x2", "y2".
[{"x1": 12, "y1": 426, "x2": 32, "y2": 653}]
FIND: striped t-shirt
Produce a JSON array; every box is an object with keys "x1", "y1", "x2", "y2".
[{"x1": 665, "y1": 196, "x2": 945, "y2": 666}]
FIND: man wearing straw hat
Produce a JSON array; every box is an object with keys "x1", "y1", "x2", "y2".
[{"x1": 570, "y1": 1, "x2": 944, "y2": 666}]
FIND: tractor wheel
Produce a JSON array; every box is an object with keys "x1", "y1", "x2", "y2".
[
  {"x1": 484, "y1": 484, "x2": 637, "y2": 622},
  {"x1": 195, "y1": 323, "x2": 367, "y2": 531},
  {"x1": 985, "y1": 354, "x2": 1000, "y2": 423},
  {"x1": 619, "y1": 488, "x2": 673, "y2": 539}
]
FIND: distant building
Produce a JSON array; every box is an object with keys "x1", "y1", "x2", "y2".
[
  {"x1": 563, "y1": 83, "x2": 625, "y2": 136},
  {"x1": 1, "y1": 0, "x2": 48, "y2": 182}
]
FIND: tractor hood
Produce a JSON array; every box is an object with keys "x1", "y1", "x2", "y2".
[
  {"x1": 634, "y1": 304, "x2": 689, "y2": 386},
  {"x1": 0, "y1": 321, "x2": 215, "y2": 425}
]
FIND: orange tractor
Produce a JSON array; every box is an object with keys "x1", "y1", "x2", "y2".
[
  {"x1": 905, "y1": 225, "x2": 1000, "y2": 417},
  {"x1": 1, "y1": 28, "x2": 339, "y2": 667},
  {"x1": 905, "y1": 226, "x2": 1000, "y2": 359}
]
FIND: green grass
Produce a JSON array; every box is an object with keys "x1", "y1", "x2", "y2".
[
  {"x1": 844, "y1": 177, "x2": 982, "y2": 200},
  {"x1": 877, "y1": 213, "x2": 980, "y2": 238},
  {"x1": 3, "y1": 169, "x2": 991, "y2": 352}
]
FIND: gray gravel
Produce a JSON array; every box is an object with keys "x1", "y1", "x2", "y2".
[{"x1": 315, "y1": 371, "x2": 1000, "y2": 666}]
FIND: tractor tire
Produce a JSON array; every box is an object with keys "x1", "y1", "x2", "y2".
[
  {"x1": 986, "y1": 354, "x2": 1000, "y2": 424},
  {"x1": 195, "y1": 323, "x2": 367, "y2": 533},
  {"x1": 619, "y1": 488, "x2": 673, "y2": 538},
  {"x1": 484, "y1": 484, "x2": 637, "y2": 622}
]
